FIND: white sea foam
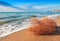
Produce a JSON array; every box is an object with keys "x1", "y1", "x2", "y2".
[
  {"x1": 47, "y1": 14, "x2": 60, "y2": 19},
  {"x1": 0, "y1": 19, "x2": 31, "y2": 37},
  {"x1": 0, "y1": 14, "x2": 60, "y2": 37}
]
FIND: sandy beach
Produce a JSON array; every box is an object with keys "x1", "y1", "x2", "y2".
[{"x1": 0, "y1": 17, "x2": 60, "y2": 41}]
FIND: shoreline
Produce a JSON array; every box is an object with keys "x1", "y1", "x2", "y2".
[{"x1": 0, "y1": 16, "x2": 60, "y2": 41}]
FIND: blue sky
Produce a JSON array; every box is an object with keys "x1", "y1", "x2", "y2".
[
  {"x1": 0, "y1": 0, "x2": 60, "y2": 6},
  {"x1": 0, "y1": 0, "x2": 60, "y2": 12}
]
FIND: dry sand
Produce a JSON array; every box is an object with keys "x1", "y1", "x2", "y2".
[
  {"x1": 0, "y1": 17, "x2": 60, "y2": 41},
  {"x1": 56, "y1": 16, "x2": 60, "y2": 26}
]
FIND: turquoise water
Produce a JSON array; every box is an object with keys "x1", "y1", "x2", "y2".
[
  {"x1": 0, "y1": 12, "x2": 60, "y2": 37},
  {"x1": 0, "y1": 12, "x2": 60, "y2": 21}
]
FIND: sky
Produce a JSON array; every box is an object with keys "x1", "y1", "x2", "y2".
[{"x1": 0, "y1": 0, "x2": 60, "y2": 12}]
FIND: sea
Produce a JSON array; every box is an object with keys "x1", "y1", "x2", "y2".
[
  {"x1": 0, "y1": 12, "x2": 60, "y2": 21},
  {"x1": 0, "y1": 12, "x2": 60, "y2": 37}
]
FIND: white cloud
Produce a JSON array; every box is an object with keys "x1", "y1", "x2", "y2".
[
  {"x1": 18, "y1": 5, "x2": 53, "y2": 12},
  {"x1": 19, "y1": 6, "x2": 29, "y2": 10},
  {"x1": 18, "y1": 4, "x2": 32, "y2": 10},
  {"x1": 0, "y1": 4, "x2": 59, "y2": 12},
  {"x1": 0, "y1": 5, "x2": 24, "y2": 12},
  {"x1": 32, "y1": 6, "x2": 44, "y2": 10}
]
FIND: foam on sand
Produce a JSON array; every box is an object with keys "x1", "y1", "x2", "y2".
[
  {"x1": 0, "y1": 19, "x2": 31, "y2": 37},
  {"x1": 0, "y1": 14, "x2": 60, "y2": 37}
]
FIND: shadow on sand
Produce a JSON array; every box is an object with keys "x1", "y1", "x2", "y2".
[
  {"x1": 54, "y1": 26, "x2": 60, "y2": 35},
  {"x1": 39, "y1": 26, "x2": 60, "y2": 36}
]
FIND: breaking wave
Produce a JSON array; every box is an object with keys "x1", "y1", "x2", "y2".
[{"x1": 0, "y1": 12, "x2": 60, "y2": 37}]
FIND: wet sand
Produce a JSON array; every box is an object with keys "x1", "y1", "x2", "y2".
[{"x1": 0, "y1": 17, "x2": 60, "y2": 41}]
